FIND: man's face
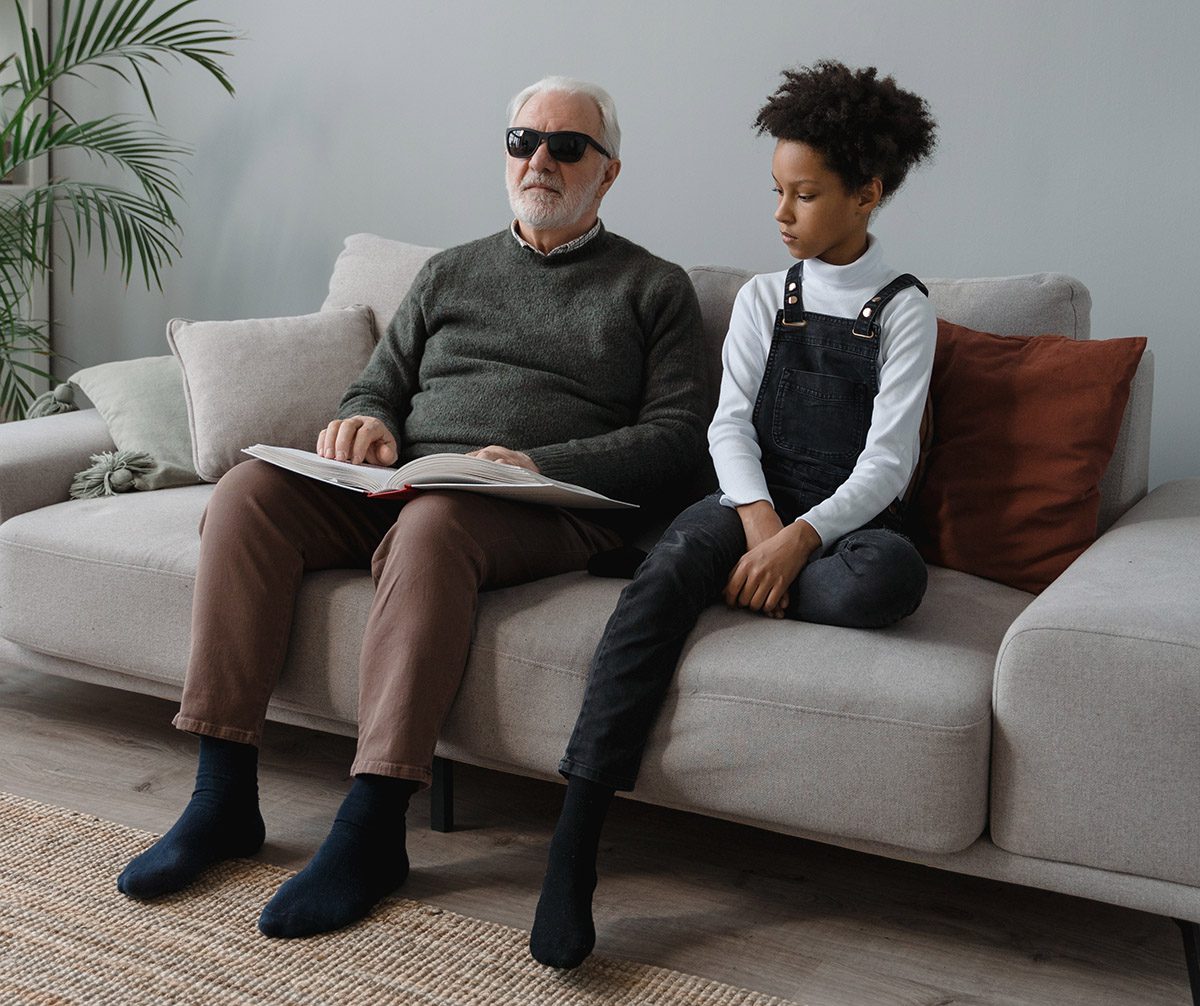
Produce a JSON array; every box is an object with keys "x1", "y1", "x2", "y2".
[{"x1": 506, "y1": 90, "x2": 617, "y2": 233}]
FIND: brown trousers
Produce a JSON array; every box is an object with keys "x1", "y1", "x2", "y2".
[{"x1": 174, "y1": 459, "x2": 622, "y2": 786}]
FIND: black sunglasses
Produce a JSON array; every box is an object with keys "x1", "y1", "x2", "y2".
[{"x1": 505, "y1": 127, "x2": 611, "y2": 163}]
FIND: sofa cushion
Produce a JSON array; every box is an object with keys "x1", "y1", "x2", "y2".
[
  {"x1": 167, "y1": 307, "x2": 377, "y2": 482},
  {"x1": 685, "y1": 268, "x2": 1094, "y2": 419},
  {"x1": 320, "y1": 233, "x2": 441, "y2": 341},
  {"x1": 71, "y1": 357, "x2": 200, "y2": 490},
  {"x1": 922, "y1": 273, "x2": 1090, "y2": 340},
  {"x1": 911, "y1": 324, "x2": 1146, "y2": 593},
  {"x1": 686, "y1": 266, "x2": 749, "y2": 417},
  {"x1": 439, "y1": 566, "x2": 1030, "y2": 855},
  {"x1": 0, "y1": 487, "x2": 210, "y2": 682},
  {"x1": 0, "y1": 486, "x2": 1031, "y2": 855}
]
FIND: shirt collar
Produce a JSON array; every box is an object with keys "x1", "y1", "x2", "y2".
[{"x1": 510, "y1": 218, "x2": 602, "y2": 257}]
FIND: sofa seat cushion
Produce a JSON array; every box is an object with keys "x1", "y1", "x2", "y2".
[
  {"x1": 441, "y1": 565, "x2": 1034, "y2": 855},
  {"x1": 0, "y1": 487, "x2": 213, "y2": 683},
  {"x1": 0, "y1": 489, "x2": 1032, "y2": 854}
]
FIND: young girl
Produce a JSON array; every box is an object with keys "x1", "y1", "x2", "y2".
[{"x1": 530, "y1": 60, "x2": 938, "y2": 969}]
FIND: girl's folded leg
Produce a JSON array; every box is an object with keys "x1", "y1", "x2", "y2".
[{"x1": 791, "y1": 527, "x2": 928, "y2": 628}]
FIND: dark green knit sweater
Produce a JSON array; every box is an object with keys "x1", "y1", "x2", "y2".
[{"x1": 337, "y1": 226, "x2": 707, "y2": 507}]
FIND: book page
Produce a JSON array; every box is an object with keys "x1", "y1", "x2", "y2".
[
  {"x1": 242, "y1": 445, "x2": 392, "y2": 493},
  {"x1": 242, "y1": 446, "x2": 637, "y2": 509}
]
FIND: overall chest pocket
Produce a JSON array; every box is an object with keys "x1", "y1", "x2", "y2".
[{"x1": 771, "y1": 368, "x2": 869, "y2": 463}]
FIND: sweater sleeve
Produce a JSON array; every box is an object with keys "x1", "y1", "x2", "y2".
[
  {"x1": 524, "y1": 268, "x2": 708, "y2": 505},
  {"x1": 797, "y1": 289, "x2": 936, "y2": 543},
  {"x1": 707, "y1": 278, "x2": 775, "y2": 508},
  {"x1": 336, "y1": 265, "x2": 432, "y2": 452}
]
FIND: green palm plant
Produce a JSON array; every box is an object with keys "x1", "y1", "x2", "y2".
[{"x1": 0, "y1": 0, "x2": 238, "y2": 419}]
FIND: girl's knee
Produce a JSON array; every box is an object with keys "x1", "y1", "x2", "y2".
[
  {"x1": 647, "y1": 513, "x2": 742, "y2": 583},
  {"x1": 797, "y1": 530, "x2": 927, "y2": 628}
]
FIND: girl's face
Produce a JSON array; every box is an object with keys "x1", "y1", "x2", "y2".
[{"x1": 771, "y1": 140, "x2": 881, "y2": 266}]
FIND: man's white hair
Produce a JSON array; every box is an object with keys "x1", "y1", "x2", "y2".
[{"x1": 507, "y1": 76, "x2": 621, "y2": 159}]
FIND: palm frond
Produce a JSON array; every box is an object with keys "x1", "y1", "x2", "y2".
[
  {"x1": 0, "y1": 193, "x2": 45, "y2": 306},
  {"x1": 48, "y1": 181, "x2": 183, "y2": 288},
  {"x1": 4, "y1": 1, "x2": 239, "y2": 142},
  {"x1": 29, "y1": 1, "x2": 239, "y2": 109},
  {"x1": 2, "y1": 110, "x2": 189, "y2": 210},
  {"x1": 0, "y1": 314, "x2": 52, "y2": 421},
  {"x1": 1, "y1": 0, "x2": 239, "y2": 419}
]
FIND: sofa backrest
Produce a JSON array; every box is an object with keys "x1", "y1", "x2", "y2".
[
  {"x1": 686, "y1": 266, "x2": 1094, "y2": 412},
  {"x1": 322, "y1": 233, "x2": 1151, "y2": 530}
]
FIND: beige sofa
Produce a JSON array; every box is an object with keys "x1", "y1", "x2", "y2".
[{"x1": 1, "y1": 234, "x2": 1197, "y2": 993}]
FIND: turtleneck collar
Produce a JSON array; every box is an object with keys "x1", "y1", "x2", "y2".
[{"x1": 802, "y1": 233, "x2": 882, "y2": 289}]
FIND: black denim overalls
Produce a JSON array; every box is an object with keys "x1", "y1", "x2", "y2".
[
  {"x1": 559, "y1": 262, "x2": 933, "y2": 791},
  {"x1": 752, "y1": 261, "x2": 928, "y2": 530}
]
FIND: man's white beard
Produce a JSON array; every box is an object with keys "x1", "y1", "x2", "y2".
[{"x1": 508, "y1": 166, "x2": 603, "y2": 231}]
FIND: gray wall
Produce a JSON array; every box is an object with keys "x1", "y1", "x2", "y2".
[{"x1": 50, "y1": 0, "x2": 1200, "y2": 488}]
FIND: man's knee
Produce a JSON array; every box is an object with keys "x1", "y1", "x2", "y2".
[
  {"x1": 371, "y1": 492, "x2": 485, "y2": 582},
  {"x1": 199, "y1": 459, "x2": 294, "y2": 535}
]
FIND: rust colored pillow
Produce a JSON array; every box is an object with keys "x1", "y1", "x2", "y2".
[{"x1": 910, "y1": 322, "x2": 1146, "y2": 593}]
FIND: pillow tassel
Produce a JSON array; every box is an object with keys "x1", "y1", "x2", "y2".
[
  {"x1": 69, "y1": 450, "x2": 157, "y2": 500},
  {"x1": 26, "y1": 383, "x2": 79, "y2": 419}
]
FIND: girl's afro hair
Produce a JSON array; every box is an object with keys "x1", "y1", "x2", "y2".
[{"x1": 755, "y1": 60, "x2": 937, "y2": 201}]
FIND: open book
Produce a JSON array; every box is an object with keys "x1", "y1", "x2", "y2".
[{"x1": 241, "y1": 445, "x2": 636, "y2": 510}]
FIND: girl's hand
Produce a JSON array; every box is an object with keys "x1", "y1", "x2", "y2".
[
  {"x1": 724, "y1": 519, "x2": 822, "y2": 618},
  {"x1": 736, "y1": 499, "x2": 784, "y2": 552}
]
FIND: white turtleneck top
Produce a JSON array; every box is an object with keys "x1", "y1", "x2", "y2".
[{"x1": 707, "y1": 236, "x2": 936, "y2": 545}]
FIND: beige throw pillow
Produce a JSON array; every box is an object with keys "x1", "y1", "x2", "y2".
[{"x1": 167, "y1": 306, "x2": 377, "y2": 483}]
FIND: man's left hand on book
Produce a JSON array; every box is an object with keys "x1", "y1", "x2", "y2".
[
  {"x1": 467, "y1": 445, "x2": 540, "y2": 473},
  {"x1": 317, "y1": 416, "x2": 398, "y2": 466}
]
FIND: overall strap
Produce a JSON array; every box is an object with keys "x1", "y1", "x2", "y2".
[
  {"x1": 851, "y1": 273, "x2": 929, "y2": 339},
  {"x1": 780, "y1": 262, "x2": 806, "y2": 327}
]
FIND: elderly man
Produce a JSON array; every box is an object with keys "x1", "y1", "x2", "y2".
[{"x1": 115, "y1": 76, "x2": 707, "y2": 940}]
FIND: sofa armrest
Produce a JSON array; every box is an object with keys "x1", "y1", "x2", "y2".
[
  {"x1": 0, "y1": 409, "x2": 115, "y2": 523},
  {"x1": 990, "y1": 478, "x2": 1200, "y2": 887}
]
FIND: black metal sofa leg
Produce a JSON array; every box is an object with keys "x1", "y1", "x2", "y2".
[
  {"x1": 430, "y1": 756, "x2": 455, "y2": 833},
  {"x1": 1177, "y1": 918, "x2": 1200, "y2": 1006}
]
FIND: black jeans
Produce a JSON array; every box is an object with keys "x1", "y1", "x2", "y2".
[{"x1": 559, "y1": 493, "x2": 928, "y2": 790}]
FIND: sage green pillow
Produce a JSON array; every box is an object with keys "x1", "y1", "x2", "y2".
[{"x1": 71, "y1": 356, "x2": 201, "y2": 490}]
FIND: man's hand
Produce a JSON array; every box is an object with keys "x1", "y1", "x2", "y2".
[
  {"x1": 467, "y1": 445, "x2": 540, "y2": 473},
  {"x1": 317, "y1": 416, "x2": 398, "y2": 466},
  {"x1": 724, "y1": 517, "x2": 822, "y2": 619}
]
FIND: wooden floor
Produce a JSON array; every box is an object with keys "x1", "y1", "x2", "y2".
[{"x1": 0, "y1": 664, "x2": 1190, "y2": 1006}]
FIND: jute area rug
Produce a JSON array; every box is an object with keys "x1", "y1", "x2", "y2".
[{"x1": 0, "y1": 792, "x2": 800, "y2": 1006}]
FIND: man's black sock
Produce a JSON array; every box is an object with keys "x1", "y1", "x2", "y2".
[
  {"x1": 530, "y1": 775, "x2": 615, "y2": 969},
  {"x1": 117, "y1": 735, "x2": 265, "y2": 900},
  {"x1": 258, "y1": 773, "x2": 418, "y2": 938}
]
